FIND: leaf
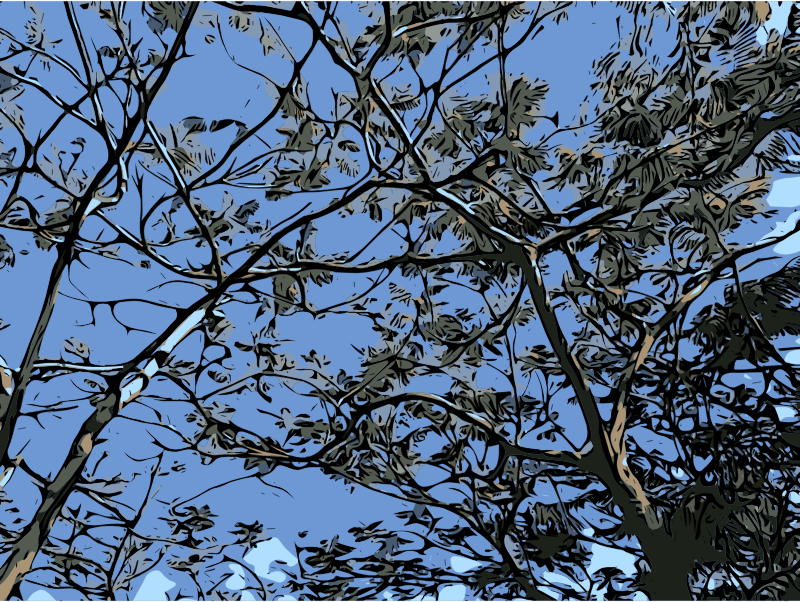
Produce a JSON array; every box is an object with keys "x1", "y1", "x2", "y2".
[
  {"x1": 507, "y1": 77, "x2": 549, "y2": 137},
  {"x1": 741, "y1": 259, "x2": 800, "y2": 337},
  {"x1": 185, "y1": 192, "x2": 262, "y2": 246},
  {"x1": 234, "y1": 340, "x2": 254, "y2": 353},
  {"x1": 332, "y1": 135, "x2": 361, "y2": 178},
  {"x1": 389, "y1": 282, "x2": 412, "y2": 305},
  {"x1": 207, "y1": 369, "x2": 231, "y2": 384},
  {"x1": 23, "y1": 3, "x2": 59, "y2": 51},
  {"x1": 164, "y1": 357, "x2": 198, "y2": 381},
  {"x1": 0, "y1": 99, "x2": 26, "y2": 137},
  {"x1": 180, "y1": 504, "x2": 216, "y2": 532},
  {"x1": 338, "y1": 140, "x2": 360, "y2": 153},
  {"x1": 0, "y1": 235, "x2": 14, "y2": 269},
  {"x1": 368, "y1": 202, "x2": 382, "y2": 222},
  {"x1": 192, "y1": 6, "x2": 221, "y2": 28},
  {"x1": 145, "y1": 1, "x2": 190, "y2": 34},
  {"x1": 335, "y1": 157, "x2": 360, "y2": 177},
  {"x1": 142, "y1": 117, "x2": 215, "y2": 176},
  {"x1": 210, "y1": 118, "x2": 250, "y2": 143},
  {"x1": 391, "y1": 95, "x2": 422, "y2": 111},
  {"x1": 63, "y1": 337, "x2": 91, "y2": 360},
  {"x1": 146, "y1": 50, "x2": 165, "y2": 66},
  {"x1": 298, "y1": 220, "x2": 318, "y2": 258},
  {"x1": 230, "y1": 520, "x2": 266, "y2": 550},
  {"x1": 274, "y1": 274, "x2": 298, "y2": 316},
  {"x1": 97, "y1": 244, "x2": 120, "y2": 260},
  {"x1": 260, "y1": 30, "x2": 278, "y2": 56},
  {"x1": 206, "y1": 318, "x2": 235, "y2": 343},
  {"x1": 229, "y1": 10, "x2": 254, "y2": 32}
]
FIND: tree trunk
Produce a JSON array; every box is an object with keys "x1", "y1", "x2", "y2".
[{"x1": 638, "y1": 527, "x2": 705, "y2": 601}]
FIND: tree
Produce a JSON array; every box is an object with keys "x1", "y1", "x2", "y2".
[{"x1": 2, "y1": 1, "x2": 800, "y2": 600}]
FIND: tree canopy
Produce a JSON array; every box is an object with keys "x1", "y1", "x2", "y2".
[{"x1": 3, "y1": 1, "x2": 800, "y2": 600}]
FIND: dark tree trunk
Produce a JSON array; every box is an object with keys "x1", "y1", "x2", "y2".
[
  {"x1": 640, "y1": 527, "x2": 702, "y2": 602},
  {"x1": 641, "y1": 548, "x2": 694, "y2": 601}
]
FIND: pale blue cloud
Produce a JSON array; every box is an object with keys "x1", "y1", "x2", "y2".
[
  {"x1": 588, "y1": 544, "x2": 638, "y2": 576},
  {"x1": 243, "y1": 537, "x2": 298, "y2": 583},
  {"x1": 773, "y1": 233, "x2": 800, "y2": 255},
  {"x1": 450, "y1": 555, "x2": 481, "y2": 574},
  {"x1": 758, "y1": 211, "x2": 800, "y2": 254},
  {"x1": 786, "y1": 336, "x2": 800, "y2": 364},
  {"x1": 27, "y1": 591, "x2": 56, "y2": 602},
  {"x1": 573, "y1": 551, "x2": 643, "y2": 602},
  {"x1": 224, "y1": 563, "x2": 257, "y2": 599},
  {"x1": 133, "y1": 570, "x2": 176, "y2": 601},
  {"x1": 787, "y1": 351, "x2": 800, "y2": 364},
  {"x1": 438, "y1": 584, "x2": 466, "y2": 601},
  {"x1": 540, "y1": 570, "x2": 591, "y2": 599},
  {"x1": 757, "y1": 1, "x2": 793, "y2": 44},
  {"x1": 226, "y1": 563, "x2": 247, "y2": 590},
  {"x1": 766, "y1": 178, "x2": 800, "y2": 208}
]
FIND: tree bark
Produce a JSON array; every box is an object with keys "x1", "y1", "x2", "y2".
[{"x1": 639, "y1": 537, "x2": 694, "y2": 601}]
